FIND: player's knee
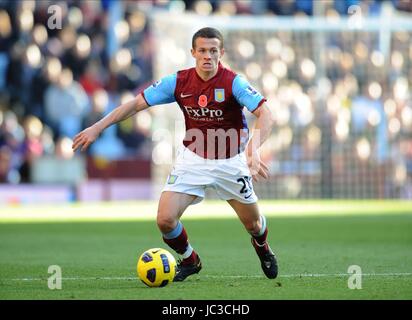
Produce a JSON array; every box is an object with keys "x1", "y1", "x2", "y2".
[
  {"x1": 244, "y1": 219, "x2": 260, "y2": 235},
  {"x1": 156, "y1": 213, "x2": 177, "y2": 233}
]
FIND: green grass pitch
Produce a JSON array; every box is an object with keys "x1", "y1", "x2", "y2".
[{"x1": 0, "y1": 200, "x2": 411, "y2": 299}]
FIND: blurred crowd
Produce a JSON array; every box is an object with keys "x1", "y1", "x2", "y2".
[
  {"x1": 180, "y1": 0, "x2": 411, "y2": 15},
  {"x1": 233, "y1": 26, "x2": 412, "y2": 198},
  {"x1": 0, "y1": 0, "x2": 411, "y2": 191},
  {"x1": 0, "y1": 0, "x2": 156, "y2": 183}
]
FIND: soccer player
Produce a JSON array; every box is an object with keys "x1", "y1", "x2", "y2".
[{"x1": 72, "y1": 27, "x2": 278, "y2": 281}]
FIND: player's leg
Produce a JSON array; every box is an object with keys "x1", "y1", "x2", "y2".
[
  {"x1": 157, "y1": 191, "x2": 202, "y2": 281},
  {"x1": 227, "y1": 199, "x2": 278, "y2": 279}
]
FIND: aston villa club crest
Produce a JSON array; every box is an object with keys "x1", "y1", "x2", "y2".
[
  {"x1": 198, "y1": 95, "x2": 208, "y2": 107},
  {"x1": 167, "y1": 175, "x2": 178, "y2": 184},
  {"x1": 214, "y1": 89, "x2": 225, "y2": 103}
]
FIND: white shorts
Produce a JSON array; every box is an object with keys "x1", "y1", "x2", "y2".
[{"x1": 162, "y1": 145, "x2": 258, "y2": 205}]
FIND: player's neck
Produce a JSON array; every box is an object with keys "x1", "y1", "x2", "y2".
[{"x1": 195, "y1": 67, "x2": 218, "y2": 82}]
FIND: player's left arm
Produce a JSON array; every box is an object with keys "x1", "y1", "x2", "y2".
[
  {"x1": 246, "y1": 103, "x2": 275, "y2": 181},
  {"x1": 232, "y1": 75, "x2": 275, "y2": 181}
]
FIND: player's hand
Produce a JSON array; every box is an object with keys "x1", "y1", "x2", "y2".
[
  {"x1": 246, "y1": 150, "x2": 269, "y2": 182},
  {"x1": 72, "y1": 125, "x2": 101, "y2": 152}
]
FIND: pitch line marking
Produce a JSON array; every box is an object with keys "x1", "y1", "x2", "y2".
[{"x1": 6, "y1": 272, "x2": 412, "y2": 282}]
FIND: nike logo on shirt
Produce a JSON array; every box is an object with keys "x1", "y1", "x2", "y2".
[{"x1": 180, "y1": 93, "x2": 193, "y2": 98}]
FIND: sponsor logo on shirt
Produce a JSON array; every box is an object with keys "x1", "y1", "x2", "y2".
[{"x1": 183, "y1": 106, "x2": 223, "y2": 119}]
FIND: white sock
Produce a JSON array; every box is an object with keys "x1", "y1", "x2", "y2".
[
  {"x1": 181, "y1": 244, "x2": 193, "y2": 259},
  {"x1": 251, "y1": 215, "x2": 267, "y2": 237}
]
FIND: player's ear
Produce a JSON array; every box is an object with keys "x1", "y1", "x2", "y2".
[
  {"x1": 220, "y1": 48, "x2": 225, "y2": 58},
  {"x1": 191, "y1": 48, "x2": 195, "y2": 58}
]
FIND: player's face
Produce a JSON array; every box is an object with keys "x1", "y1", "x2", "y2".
[{"x1": 191, "y1": 37, "x2": 224, "y2": 74}]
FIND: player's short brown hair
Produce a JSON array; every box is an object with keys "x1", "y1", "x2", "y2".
[{"x1": 192, "y1": 27, "x2": 224, "y2": 49}]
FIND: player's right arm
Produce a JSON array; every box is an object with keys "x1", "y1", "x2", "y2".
[
  {"x1": 72, "y1": 74, "x2": 177, "y2": 152},
  {"x1": 72, "y1": 94, "x2": 148, "y2": 152}
]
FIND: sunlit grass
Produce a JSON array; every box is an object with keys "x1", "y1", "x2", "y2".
[{"x1": 0, "y1": 200, "x2": 411, "y2": 223}]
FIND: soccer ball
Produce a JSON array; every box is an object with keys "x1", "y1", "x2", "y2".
[{"x1": 137, "y1": 248, "x2": 177, "y2": 287}]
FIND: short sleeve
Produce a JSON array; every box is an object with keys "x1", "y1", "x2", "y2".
[
  {"x1": 232, "y1": 75, "x2": 266, "y2": 112},
  {"x1": 142, "y1": 74, "x2": 177, "y2": 106}
]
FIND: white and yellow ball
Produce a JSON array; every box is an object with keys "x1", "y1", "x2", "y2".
[{"x1": 137, "y1": 248, "x2": 176, "y2": 287}]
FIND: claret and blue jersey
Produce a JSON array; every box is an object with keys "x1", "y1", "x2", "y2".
[{"x1": 142, "y1": 62, "x2": 266, "y2": 159}]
